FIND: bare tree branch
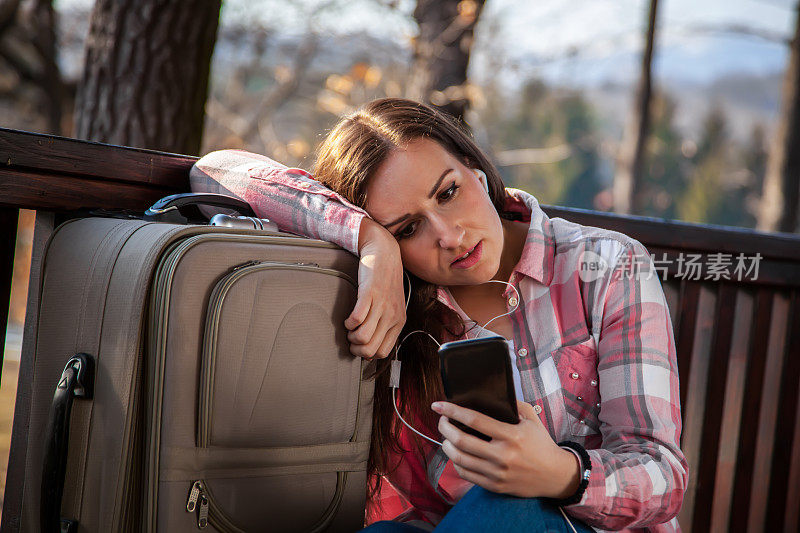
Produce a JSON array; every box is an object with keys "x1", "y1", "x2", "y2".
[{"x1": 238, "y1": 33, "x2": 319, "y2": 141}]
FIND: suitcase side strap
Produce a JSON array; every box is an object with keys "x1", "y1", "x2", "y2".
[{"x1": 40, "y1": 354, "x2": 95, "y2": 533}]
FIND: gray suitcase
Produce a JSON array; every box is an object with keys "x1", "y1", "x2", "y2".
[{"x1": 7, "y1": 195, "x2": 373, "y2": 532}]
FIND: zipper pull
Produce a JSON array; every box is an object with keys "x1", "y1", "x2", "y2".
[
  {"x1": 232, "y1": 260, "x2": 261, "y2": 272},
  {"x1": 197, "y1": 494, "x2": 209, "y2": 529},
  {"x1": 186, "y1": 481, "x2": 202, "y2": 512}
]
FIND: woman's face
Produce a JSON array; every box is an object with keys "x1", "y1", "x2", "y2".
[{"x1": 364, "y1": 138, "x2": 505, "y2": 287}]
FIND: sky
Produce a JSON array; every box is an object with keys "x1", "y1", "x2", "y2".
[
  {"x1": 56, "y1": 0, "x2": 796, "y2": 85},
  {"x1": 56, "y1": 0, "x2": 796, "y2": 47}
]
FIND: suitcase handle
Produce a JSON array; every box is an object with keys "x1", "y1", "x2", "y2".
[
  {"x1": 41, "y1": 354, "x2": 94, "y2": 533},
  {"x1": 144, "y1": 192, "x2": 256, "y2": 223}
]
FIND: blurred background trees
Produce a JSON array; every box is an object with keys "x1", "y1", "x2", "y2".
[
  {"x1": 0, "y1": 0, "x2": 68, "y2": 134},
  {"x1": 0, "y1": 0, "x2": 796, "y2": 225}
]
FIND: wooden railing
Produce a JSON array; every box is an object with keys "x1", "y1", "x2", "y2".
[{"x1": 2, "y1": 127, "x2": 799, "y2": 532}]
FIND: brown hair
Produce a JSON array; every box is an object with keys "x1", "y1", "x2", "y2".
[{"x1": 312, "y1": 98, "x2": 509, "y2": 511}]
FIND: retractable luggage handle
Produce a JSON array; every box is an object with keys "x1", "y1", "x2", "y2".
[
  {"x1": 41, "y1": 353, "x2": 94, "y2": 533},
  {"x1": 144, "y1": 192, "x2": 256, "y2": 223}
]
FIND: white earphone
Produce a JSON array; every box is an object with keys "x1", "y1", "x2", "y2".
[{"x1": 474, "y1": 168, "x2": 489, "y2": 192}]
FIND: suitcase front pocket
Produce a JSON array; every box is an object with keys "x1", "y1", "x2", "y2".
[
  {"x1": 186, "y1": 475, "x2": 347, "y2": 532},
  {"x1": 182, "y1": 261, "x2": 364, "y2": 532},
  {"x1": 199, "y1": 261, "x2": 360, "y2": 448}
]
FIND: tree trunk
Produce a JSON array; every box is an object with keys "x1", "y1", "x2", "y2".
[
  {"x1": 32, "y1": 0, "x2": 62, "y2": 133},
  {"x1": 613, "y1": 0, "x2": 659, "y2": 215},
  {"x1": 74, "y1": 0, "x2": 221, "y2": 154},
  {"x1": 757, "y1": 2, "x2": 800, "y2": 233},
  {"x1": 0, "y1": 0, "x2": 66, "y2": 134},
  {"x1": 406, "y1": 0, "x2": 485, "y2": 123}
]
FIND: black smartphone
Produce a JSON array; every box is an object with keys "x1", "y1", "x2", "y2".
[{"x1": 438, "y1": 336, "x2": 519, "y2": 441}]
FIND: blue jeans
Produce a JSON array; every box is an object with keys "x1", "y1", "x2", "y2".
[{"x1": 361, "y1": 485, "x2": 594, "y2": 532}]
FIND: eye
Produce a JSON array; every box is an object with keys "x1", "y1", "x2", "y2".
[
  {"x1": 438, "y1": 182, "x2": 459, "y2": 201},
  {"x1": 396, "y1": 221, "x2": 418, "y2": 240}
]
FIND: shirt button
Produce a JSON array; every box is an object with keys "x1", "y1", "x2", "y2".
[
  {"x1": 570, "y1": 372, "x2": 579, "y2": 380},
  {"x1": 517, "y1": 348, "x2": 528, "y2": 357},
  {"x1": 508, "y1": 296, "x2": 519, "y2": 307},
  {"x1": 590, "y1": 379, "x2": 598, "y2": 387},
  {"x1": 577, "y1": 396, "x2": 583, "y2": 402},
  {"x1": 596, "y1": 402, "x2": 601, "y2": 408},
  {"x1": 533, "y1": 405, "x2": 542, "y2": 414}
]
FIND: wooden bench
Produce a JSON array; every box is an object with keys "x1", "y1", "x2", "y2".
[{"x1": 1, "y1": 127, "x2": 799, "y2": 532}]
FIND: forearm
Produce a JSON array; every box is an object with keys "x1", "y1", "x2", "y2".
[
  {"x1": 565, "y1": 446, "x2": 687, "y2": 529},
  {"x1": 191, "y1": 149, "x2": 368, "y2": 254}
]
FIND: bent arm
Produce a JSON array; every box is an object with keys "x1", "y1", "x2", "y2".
[
  {"x1": 567, "y1": 240, "x2": 688, "y2": 530},
  {"x1": 190, "y1": 149, "x2": 368, "y2": 254}
]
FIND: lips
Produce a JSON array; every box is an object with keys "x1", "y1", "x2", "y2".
[{"x1": 451, "y1": 240, "x2": 483, "y2": 269}]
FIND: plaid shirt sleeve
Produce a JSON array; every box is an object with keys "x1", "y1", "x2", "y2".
[
  {"x1": 190, "y1": 149, "x2": 367, "y2": 254},
  {"x1": 565, "y1": 240, "x2": 688, "y2": 530}
]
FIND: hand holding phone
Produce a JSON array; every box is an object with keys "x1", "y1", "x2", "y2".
[{"x1": 438, "y1": 336, "x2": 519, "y2": 441}]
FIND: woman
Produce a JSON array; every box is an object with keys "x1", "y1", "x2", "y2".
[{"x1": 190, "y1": 98, "x2": 688, "y2": 532}]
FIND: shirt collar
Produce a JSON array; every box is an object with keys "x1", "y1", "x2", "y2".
[{"x1": 502, "y1": 188, "x2": 556, "y2": 286}]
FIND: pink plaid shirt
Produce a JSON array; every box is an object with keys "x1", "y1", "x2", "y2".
[{"x1": 191, "y1": 150, "x2": 688, "y2": 532}]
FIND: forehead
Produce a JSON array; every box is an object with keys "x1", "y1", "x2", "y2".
[{"x1": 365, "y1": 138, "x2": 462, "y2": 221}]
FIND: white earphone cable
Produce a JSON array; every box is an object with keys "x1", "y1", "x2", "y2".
[
  {"x1": 390, "y1": 272, "x2": 578, "y2": 529},
  {"x1": 472, "y1": 279, "x2": 521, "y2": 338}
]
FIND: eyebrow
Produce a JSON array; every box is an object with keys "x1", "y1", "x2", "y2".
[{"x1": 383, "y1": 168, "x2": 454, "y2": 229}]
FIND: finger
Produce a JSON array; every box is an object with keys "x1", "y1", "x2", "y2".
[
  {"x1": 375, "y1": 322, "x2": 403, "y2": 359},
  {"x1": 451, "y1": 463, "x2": 499, "y2": 492},
  {"x1": 347, "y1": 304, "x2": 383, "y2": 346},
  {"x1": 432, "y1": 402, "x2": 509, "y2": 441},
  {"x1": 349, "y1": 312, "x2": 391, "y2": 358},
  {"x1": 437, "y1": 416, "x2": 499, "y2": 461},
  {"x1": 441, "y1": 439, "x2": 500, "y2": 481},
  {"x1": 345, "y1": 293, "x2": 371, "y2": 330}
]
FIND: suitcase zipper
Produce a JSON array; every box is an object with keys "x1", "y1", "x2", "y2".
[
  {"x1": 198, "y1": 261, "x2": 355, "y2": 447},
  {"x1": 186, "y1": 473, "x2": 348, "y2": 533},
  {"x1": 230, "y1": 259, "x2": 320, "y2": 272},
  {"x1": 186, "y1": 481, "x2": 211, "y2": 529}
]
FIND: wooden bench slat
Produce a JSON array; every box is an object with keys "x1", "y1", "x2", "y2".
[
  {"x1": 0, "y1": 127, "x2": 194, "y2": 187},
  {"x1": 0, "y1": 208, "x2": 18, "y2": 382},
  {"x1": 0, "y1": 168, "x2": 178, "y2": 212},
  {"x1": 766, "y1": 290, "x2": 800, "y2": 532},
  {"x1": 727, "y1": 289, "x2": 773, "y2": 532},
  {"x1": 677, "y1": 282, "x2": 701, "y2": 421},
  {"x1": 692, "y1": 284, "x2": 738, "y2": 532},
  {"x1": 544, "y1": 206, "x2": 800, "y2": 263},
  {"x1": 662, "y1": 279, "x2": 681, "y2": 337},
  {"x1": 746, "y1": 292, "x2": 791, "y2": 531},
  {"x1": 711, "y1": 288, "x2": 757, "y2": 532},
  {"x1": 677, "y1": 283, "x2": 717, "y2": 529}
]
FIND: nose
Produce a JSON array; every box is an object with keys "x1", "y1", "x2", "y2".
[{"x1": 431, "y1": 214, "x2": 464, "y2": 250}]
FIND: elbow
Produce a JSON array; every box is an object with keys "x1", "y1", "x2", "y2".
[{"x1": 633, "y1": 453, "x2": 689, "y2": 528}]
